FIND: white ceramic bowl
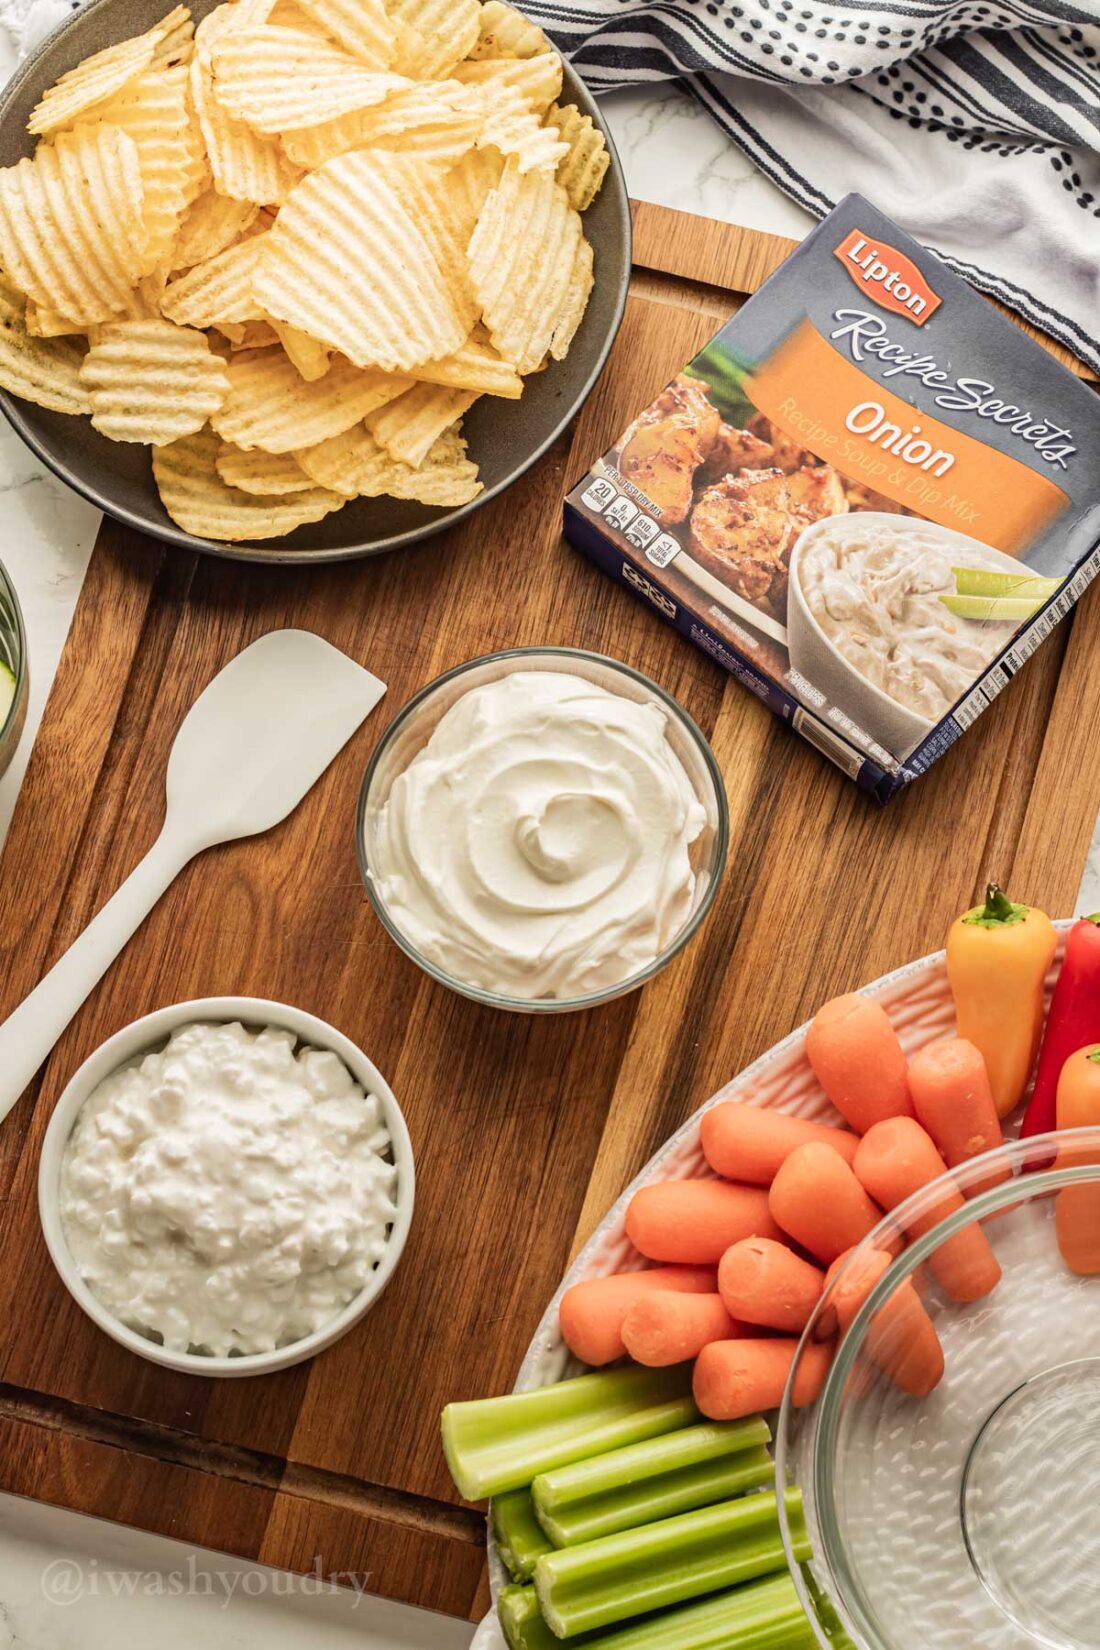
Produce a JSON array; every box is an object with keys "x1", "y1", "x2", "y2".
[
  {"x1": 469, "y1": 928, "x2": 1070, "y2": 1650},
  {"x1": 787, "y1": 516, "x2": 1025, "y2": 761},
  {"x1": 38, "y1": 997, "x2": 415, "y2": 1378}
]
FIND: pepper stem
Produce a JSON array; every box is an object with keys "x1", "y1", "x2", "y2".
[
  {"x1": 1087, "y1": 913, "x2": 1100, "y2": 926},
  {"x1": 983, "y1": 883, "x2": 1015, "y2": 921}
]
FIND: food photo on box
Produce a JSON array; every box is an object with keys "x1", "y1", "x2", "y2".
[{"x1": 0, "y1": 1, "x2": 1096, "y2": 1649}]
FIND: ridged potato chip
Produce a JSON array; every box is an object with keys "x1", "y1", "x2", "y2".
[
  {"x1": 253, "y1": 152, "x2": 468, "y2": 371},
  {"x1": 549, "y1": 234, "x2": 593, "y2": 361},
  {"x1": 292, "y1": 0, "x2": 396, "y2": 68},
  {"x1": 395, "y1": 424, "x2": 482, "y2": 505},
  {"x1": 387, "y1": 0, "x2": 480, "y2": 78},
  {"x1": 27, "y1": 6, "x2": 189, "y2": 136},
  {"x1": 467, "y1": 157, "x2": 582, "y2": 373},
  {"x1": 91, "y1": 65, "x2": 197, "y2": 273},
  {"x1": 546, "y1": 102, "x2": 610, "y2": 211},
  {"x1": 211, "y1": 346, "x2": 412, "y2": 452},
  {"x1": 297, "y1": 420, "x2": 480, "y2": 504},
  {"x1": 215, "y1": 441, "x2": 316, "y2": 493},
  {"x1": 445, "y1": 145, "x2": 505, "y2": 222},
  {"x1": 151, "y1": 6, "x2": 197, "y2": 65},
  {"x1": 474, "y1": 84, "x2": 569, "y2": 174},
  {"x1": 153, "y1": 424, "x2": 343, "y2": 539},
  {"x1": 469, "y1": 1, "x2": 551, "y2": 60},
  {"x1": 370, "y1": 154, "x2": 480, "y2": 330},
  {"x1": 208, "y1": 25, "x2": 407, "y2": 132},
  {"x1": 452, "y1": 53, "x2": 562, "y2": 114},
  {"x1": 0, "y1": 125, "x2": 149, "y2": 326},
  {"x1": 190, "y1": 48, "x2": 300, "y2": 203},
  {"x1": 161, "y1": 234, "x2": 268, "y2": 328},
  {"x1": 281, "y1": 83, "x2": 478, "y2": 169},
  {"x1": 80, "y1": 317, "x2": 229, "y2": 443},
  {"x1": 408, "y1": 331, "x2": 522, "y2": 398},
  {"x1": 0, "y1": 275, "x2": 90, "y2": 414},
  {"x1": 366, "y1": 381, "x2": 478, "y2": 467},
  {"x1": 24, "y1": 301, "x2": 82, "y2": 338},
  {"x1": 267, "y1": 319, "x2": 331, "y2": 381},
  {"x1": 232, "y1": 319, "x2": 281, "y2": 349},
  {"x1": 172, "y1": 190, "x2": 260, "y2": 267}
]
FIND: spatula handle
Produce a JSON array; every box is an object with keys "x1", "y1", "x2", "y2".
[{"x1": 0, "y1": 831, "x2": 187, "y2": 1126}]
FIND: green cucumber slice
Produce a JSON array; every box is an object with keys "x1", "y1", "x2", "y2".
[{"x1": 0, "y1": 662, "x2": 15, "y2": 725}]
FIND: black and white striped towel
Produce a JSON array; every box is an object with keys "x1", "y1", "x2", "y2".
[{"x1": 523, "y1": 0, "x2": 1100, "y2": 373}]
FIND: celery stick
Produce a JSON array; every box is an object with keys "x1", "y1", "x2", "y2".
[
  {"x1": 939, "y1": 593, "x2": 1042, "y2": 622},
  {"x1": 802, "y1": 1566, "x2": 856, "y2": 1650},
  {"x1": 533, "y1": 1419, "x2": 773, "y2": 1547},
  {"x1": 534, "y1": 1488, "x2": 809, "y2": 1638},
  {"x1": 951, "y1": 567, "x2": 1059, "y2": 600},
  {"x1": 442, "y1": 1366, "x2": 698, "y2": 1502},
  {"x1": 494, "y1": 1489, "x2": 556, "y2": 1582},
  {"x1": 502, "y1": 1573, "x2": 815, "y2": 1650},
  {"x1": 499, "y1": 1583, "x2": 575, "y2": 1650}
]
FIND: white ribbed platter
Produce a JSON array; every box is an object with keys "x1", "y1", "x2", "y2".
[{"x1": 471, "y1": 930, "x2": 1071, "y2": 1650}]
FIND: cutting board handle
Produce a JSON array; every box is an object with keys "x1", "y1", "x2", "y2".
[{"x1": 0, "y1": 830, "x2": 188, "y2": 1125}]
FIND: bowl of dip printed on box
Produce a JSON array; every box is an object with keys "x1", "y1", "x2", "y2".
[
  {"x1": 788, "y1": 516, "x2": 1027, "y2": 760},
  {"x1": 357, "y1": 648, "x2": 728, "y2": 1013},
  {"x1": 0, "y1": 553, "x2": 28, "y2": 778},
  {"x1": 38, "y1": 998, "x2": 414, "y2": 1377}
]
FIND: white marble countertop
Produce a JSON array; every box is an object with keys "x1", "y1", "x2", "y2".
[{"x1": 0, "y1": 72, "x2": 1097, "y2": 1650}]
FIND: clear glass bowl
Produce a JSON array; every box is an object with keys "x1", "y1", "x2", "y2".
[
  {"x1": 777, "y1": 1130, "x2": 1100, "y2": 1650},
  {"x1": 0, "y1": 553, "x2": 27, "y2": 778},
  {"x1": 356, "y1": 647, "x2": 729, "y2": 1013}
]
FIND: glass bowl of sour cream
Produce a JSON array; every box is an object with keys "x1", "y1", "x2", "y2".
[
  {"x1": 357, "y1": 648, "x2": 729, "y2": 1013},
  {"x1": 38, "y1": 998, "x2": 415, "y2": 1377}
]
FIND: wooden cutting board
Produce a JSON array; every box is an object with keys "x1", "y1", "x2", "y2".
[{"x1": 0, "y1": 202, "x2": 1097, "y2": 1622}]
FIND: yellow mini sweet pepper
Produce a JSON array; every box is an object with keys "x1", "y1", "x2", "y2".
[{"x1": 946, "y1": 883, "x2": 1057, "y2": 1119}]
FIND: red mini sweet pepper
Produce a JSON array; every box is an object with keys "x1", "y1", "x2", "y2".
[{"x1": 1021, "y1": 914, "x2": 1100, "y2": 1141}]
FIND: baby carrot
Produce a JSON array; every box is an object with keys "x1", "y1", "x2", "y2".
[
  {"x1": 1054, "y1": 1044, "x2": 1100, "y2": 1275},
  {"x1": 908, "y1": 1038, "x2": 1008, "y2": 1194},
  {"x1": 805, "y1": 994, "x2": 914, "y2": 1133},
  {"x1": 768, "y1": 1142, "x2": 885, "y2": 1265},
  {"x1": 625, "y1": 1180, "x2": 780, "y2": 1265},
  {"x1": 559, "y1": 1268, "x2": 717, "y2": 1367},
  {"x1": 718, "y1": 1238, "x2": 825, "y2": 1333},
  {"x1": 854, "y1": 1118, "x2": 1001, "y2": 1302},
  {"x1": 622, "y1": 1293, "x2": 745, "y2": 1367},
  {"x1": 946, "y1": 883, "x2": 1057, "y2": 1118},
  {"x1": 700, "y1": 1101, "x2": 859, "y2": 1184},
  {"x1": 693, "y1": 1338, "x2": 832, "y2": 1422},
  {"x1": 825, "y1": 1247, "x2": 944, "y2": 1397}
]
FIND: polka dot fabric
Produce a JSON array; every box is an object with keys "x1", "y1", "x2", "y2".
[{"x1": 525, "y1": 0, "x2": 1100, "y2": 372}]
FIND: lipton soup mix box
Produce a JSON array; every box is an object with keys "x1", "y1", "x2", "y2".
[{"x1": 564, "y1": 195, "x2": 1100, "y2": 800}]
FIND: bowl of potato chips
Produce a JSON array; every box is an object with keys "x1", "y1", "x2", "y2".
[{"x1": 0, "y1": 0, "x2": 629, "y2": 561}]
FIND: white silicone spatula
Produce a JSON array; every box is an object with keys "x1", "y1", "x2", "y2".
[{"x1": 0, "y1": 629, "x2": 385, "y2": 1123}]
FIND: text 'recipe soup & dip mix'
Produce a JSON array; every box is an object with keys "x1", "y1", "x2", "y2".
[{"x1": 565, "y1": 196, "x2": 1100, "y2": 800}]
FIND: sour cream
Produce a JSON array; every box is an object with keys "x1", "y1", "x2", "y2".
[
  {"x1": 799, "y1": 521, "x2": 1015, "y2": 721},
  {"x1": 370, "y1": 670, "x2": 707, "y2": 1000},
  {"x1": 59, "y1": 1022, "x2": 398, "y2": 1356}
]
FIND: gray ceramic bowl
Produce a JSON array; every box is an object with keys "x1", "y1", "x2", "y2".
[{"x1": 0, "y1": 0, "x2": 631, "y2": 564}]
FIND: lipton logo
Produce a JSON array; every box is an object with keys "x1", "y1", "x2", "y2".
[{"x1": 834, "y1": 229, "x2": 941, "y2": 325}]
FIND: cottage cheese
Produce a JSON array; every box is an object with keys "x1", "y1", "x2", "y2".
[{"x1": 59, "y1": 1022, "x2": 398, "y2": 1356}]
